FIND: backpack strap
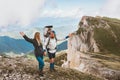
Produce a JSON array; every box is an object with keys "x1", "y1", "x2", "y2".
[
  {"x1": 46, "y1": 37, "x2": 57, "y2": 47},
  {"x1": 55, "y1": 36, "x2": 57, "y2": 42},
  {"x1": 46, "y1": 37, "x2": 58, "y2": 50}
]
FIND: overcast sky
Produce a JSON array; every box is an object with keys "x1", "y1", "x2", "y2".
[{"x1": 0, "y1": 0, "x2": 120, "y2": 38}]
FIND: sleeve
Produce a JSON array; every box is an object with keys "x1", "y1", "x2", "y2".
[
  {"x1": 43, "y1": 37, "x2": 49, "y2": 50},
  {"x1": 41, "y1": 39, "x2": 46, "y2": 52},
  {"x1": 57, "y1": 36, "x2": 69, "y2": 41},
  {"x1": 23, "y1": 35, "x2": 33, "y2": 43}
]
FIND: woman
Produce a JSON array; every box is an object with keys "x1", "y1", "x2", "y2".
[
  {"x1": 44, "y1": 31, "x2": 71, "y2": 71},
  {"x1": 20, "y1": 32, "x2": 46, "y2": 76}
]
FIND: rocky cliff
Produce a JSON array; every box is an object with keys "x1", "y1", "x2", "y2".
[{"x1": 63, "y1": 16, "x2": 120, "y2": 80}]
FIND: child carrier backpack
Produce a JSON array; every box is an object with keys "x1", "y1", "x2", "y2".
[{"x1": 44, "y1": 25, "x2": 53, "y2": 38}]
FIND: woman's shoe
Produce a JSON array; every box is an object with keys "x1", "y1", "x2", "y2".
[{"x1": 39, "y1": 69, "x2": 44, "y2": 76}]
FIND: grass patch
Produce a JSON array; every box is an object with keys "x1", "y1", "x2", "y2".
[
  {"x1": 94, "y1": 27, "x2": 120, "y2": 56},
  {"x1": 87, "y1": 17, "x2": 100, "y2": 26},
  {"x1": 45, "y1": 51, "x2": 67, "y2": 66},
  {"x1": 77, "y1": 28, "x2": 86, "y2": 34},
  {"x1": 92, "y1": 53, "x2": 120, "y2": 70},
  {"x1": 26, "y1": 54, "x2": 36, "y2": 59}
]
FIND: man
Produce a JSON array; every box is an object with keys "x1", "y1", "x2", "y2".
[{"x1": 44, "y1": 30, "x2": 71, "y2": 71}]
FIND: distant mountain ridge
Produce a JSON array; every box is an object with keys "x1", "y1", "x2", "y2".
[
  {"x1": 0, "y1": 36, "x2": 67, "y2": 54},
  {"x1": 0, "y1": 36, "x2": 33, "y2": 54},
  {"x1": 0, "y1": 25, "x2": 77, "y2": 39}
]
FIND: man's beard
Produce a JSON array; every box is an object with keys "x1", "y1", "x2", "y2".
[{"x1": 51, "y1": 36, "x2": 55, "y2": 38}]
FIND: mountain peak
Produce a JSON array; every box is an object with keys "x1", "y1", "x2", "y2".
[
  {"x1": 78, "y1": 16, "x2": 110, "y2": 30},
  {"x1": 76, "y1": 16, "x2": 120, "y2": 54}
]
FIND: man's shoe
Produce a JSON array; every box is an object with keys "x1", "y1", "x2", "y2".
[
  {"x1": 50, "y1": 69, "x2": 53, "y2": 72},
  {"x1": 53, "y1": 68, "x2": 56, "y2": 72}
]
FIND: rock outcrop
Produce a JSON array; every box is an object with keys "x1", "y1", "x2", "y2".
[{"x1": 62, "y1": 16, "x2": 120, "y2": 80}]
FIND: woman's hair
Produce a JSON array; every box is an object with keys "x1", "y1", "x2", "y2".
[{"x1": 34, "y1": 32, "x2": 41, "y2": 45}]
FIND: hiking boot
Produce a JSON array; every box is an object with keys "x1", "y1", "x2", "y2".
[
  {"x1": 39, "y1": 73, "x2": 44, "y2": 77},
  {"x1": 40, "y1": 69, "x2": 44, "y2": 73},
  {"x1": 49, "y1": 68, "x2": 56, "y2": 72},
  {"x1": 50, "y1": 69, "x2": 53, "y2": 72},
  {"x1": 52, "y1": 68, "x2": 56, "y2": 72},
  {"x1": 39, "y1": 69, "x2": 44, "y2": 76}
]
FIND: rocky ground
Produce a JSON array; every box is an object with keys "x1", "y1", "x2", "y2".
[{"x1": 0, "y1": 55, "x2": 102, "y2": 80}]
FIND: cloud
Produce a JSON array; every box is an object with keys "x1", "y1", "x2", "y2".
[
  {"x1": 0, "y1": 0, "x2": 45, "y2": 27},
  {"x1": 99, "y1": 0, "x2": 120, "y2": 18},
  {"x1": 40, "y1": 7, "x2": 84, "y2": 18},
  {"x1": 39, "y1": 0, "x2": 84, "y2": 18}
]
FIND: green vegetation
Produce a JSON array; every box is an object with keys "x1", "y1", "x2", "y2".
[
  {"x1": 103, "y1": 17, "x2": 120, "y2": 24},
  {"x1": 45, "y1": 51, "x2": 67, "y2": 66},
  {"x1": 77, "y1": 28, "x2": 86, "y2": 34},
  {"x1": 94, "y1": 28, "x2": 118, "y2": 54},
  {"x1": 92, "y1": 52, "x2": 120, "y2": 70},
  {"x1": 87, "y1": 17, "x2": 100, "y2": 26},
  {"x1": 26, "y1": 52, "x2": 36, "y2": 59},
  {"x1": 26, "y1": 51, "x2": 67, "y2": 66},
  {"x1": 89, "y1": 17, "x2": 120, "y2": 72},
  {"x1": 76, "y1": 17, "x2": 120, "y2": 73},
  {"x1": 93, "y1": 17, "x2": 120, "y2": 56}
]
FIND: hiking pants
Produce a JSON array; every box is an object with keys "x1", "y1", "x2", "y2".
[{"x1": 36, "y1": 56, "x2": 44, "y2": 70}]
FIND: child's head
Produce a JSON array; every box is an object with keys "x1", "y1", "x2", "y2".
[
  {"x1": 47, "y1": 28, "x2": 52, "y2": 35},
  {"x1": 44, "y1": 25, "x2": 53, "y2": 37}
]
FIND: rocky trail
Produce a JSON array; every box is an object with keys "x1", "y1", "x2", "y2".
[{"x1": 0, "y1": 55, "x2": 102, "y2": 80}]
